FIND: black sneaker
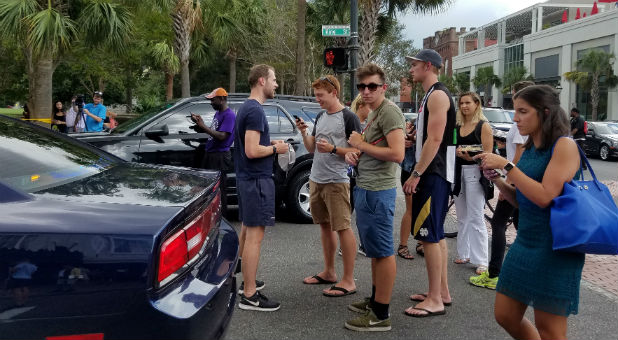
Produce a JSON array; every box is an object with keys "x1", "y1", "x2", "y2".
[
  {"x1": 238, "y1": 280, "x2": 265, "y2": 294},
  {"x1": 238, "y1": 291, "x2": 280, "y2": 312}
]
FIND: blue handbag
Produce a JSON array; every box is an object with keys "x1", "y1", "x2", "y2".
[{"x1": 550, "y1": 144, "x2": 618, "y2": 255}]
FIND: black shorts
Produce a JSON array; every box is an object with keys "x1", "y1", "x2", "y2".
[
  {"x1": 412, "y1": 174, "x2": 451, "y2": 243},
  {"x1": 202, "y1": 150, "x2": 232, "y2": 172},
  {"x1": 237, "y1": 177, "x2": 275, "y2": 227}
]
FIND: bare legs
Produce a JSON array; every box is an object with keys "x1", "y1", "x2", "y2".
[
  {"x1": 406, "y1": 239, "x2": 451, "y2": 315},
  {"x1": 241, "y1": 224, "x2": 265, "y2": 297},
  {"x1": 495, "y1": 292, "x2": 568, "y2": 340}
]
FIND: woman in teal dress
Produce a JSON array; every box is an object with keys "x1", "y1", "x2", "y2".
[{"x1": 475, "y1": 85, "x2": 584, "y2": 340}]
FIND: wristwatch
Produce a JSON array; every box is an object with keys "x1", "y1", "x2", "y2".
[
  {"x1": 330, "y1": 145, "x2": 337, "y2": 154},
  {"x1": 272, "y1": 145, "x2": 277, "y2": 155},
  {"x1": 503, "y1": 162, "x2": 515, "y2": 173},
  {"x1": 411, "y1": 170, "x2": 422, "y2": 178}
]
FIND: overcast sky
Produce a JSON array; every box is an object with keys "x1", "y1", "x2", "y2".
[{"x1": 400, "y1": 0, "x2": 544, "y2": 48}]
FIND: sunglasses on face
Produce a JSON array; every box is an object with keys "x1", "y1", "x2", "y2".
[{"x1": 356, "y1": 83, "x2": 383, "y2": 92}]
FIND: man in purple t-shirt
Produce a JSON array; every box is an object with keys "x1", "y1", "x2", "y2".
[{"x1": 190, "y1": 87, "x2": 236, "y2": 211}]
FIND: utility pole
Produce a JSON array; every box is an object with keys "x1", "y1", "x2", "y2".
[{"x1": 349, "y1": 0, "x2": 359, "y2": 102}]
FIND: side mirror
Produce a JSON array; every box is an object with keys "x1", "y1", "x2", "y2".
[{"x1": 145, "y1": 124, "x2": 169, "y2": 142}]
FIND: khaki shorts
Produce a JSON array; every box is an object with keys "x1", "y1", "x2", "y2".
[{"x1": 309, "y1": 180, "x2": 351, "y2": 231}]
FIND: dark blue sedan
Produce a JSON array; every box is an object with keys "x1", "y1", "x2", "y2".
[{"x1": 0, "y1": 116, "x2": 239, "y2": 340}]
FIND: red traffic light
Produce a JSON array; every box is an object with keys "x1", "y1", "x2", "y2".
[{"x1": 323, "y1": 48, "x2": 347, "y2": 69}]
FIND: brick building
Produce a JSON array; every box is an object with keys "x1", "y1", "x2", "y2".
[{"x1": 422, "y1": 27, "x2": 470, "y2": 76}]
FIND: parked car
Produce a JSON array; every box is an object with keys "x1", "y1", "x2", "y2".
[
  {"x1": 0, "y1": 116, "x2": 238, "y2": 340},
  {"x1": 483, "y1": 107, "x2": 514, "y2": 156},
  {"x1": 582, "y1": 121, "x2": 618, "y2": 161},
  {"x1": 73, "y1": 94, "x2": 321, "y2": 223}
]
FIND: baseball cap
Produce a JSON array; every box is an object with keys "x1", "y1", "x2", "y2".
[
  {"x1": 406, "y1": 49, "x2": 443, "y2": 69},
  {"x1": 205, "y1": 87, "x2": 228, "y2": 99}
]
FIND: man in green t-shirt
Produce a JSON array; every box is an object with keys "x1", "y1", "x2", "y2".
[{"x1": 343, "y1": 63, "x2": 405, "y2": 332}]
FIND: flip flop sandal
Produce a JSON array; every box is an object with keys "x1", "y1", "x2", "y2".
[
  {"x1": 303, "y1": 274, "x2": 337, "y2": 285},
  {"x1": 404, "y1": 307, "x2": 446, "y2": 318},
  {"x1": 454, "y1": 258, "x2": 470, "y2": 264},
  {"x1": 323, "y1": 285, "x2": 357, "y2": 297},
  {"x1": 397, "y1": 245, "x2": 415, "y2": 260},
  {"x1": 415, "y1": 242, "x2": 424, "y2": 257},
  {"x1": 409, "y1": 293, "x2": 452, "y2": 306}
]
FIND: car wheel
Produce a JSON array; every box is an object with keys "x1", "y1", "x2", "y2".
[
  {"x1": 286, "y1": 170, "x2": 313, "y2": 223},
  {"x1": 600, "y1": 144, "x2": 609, "y2": 161}
]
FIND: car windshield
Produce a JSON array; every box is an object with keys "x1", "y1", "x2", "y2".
[
  {"x1": 596, "y1": 123, "x2": 618, "y2": 134},
  {"x1": 112, "y1": 101, "x2": 179, "y2": 134},
  {"x1": 0, "y1": 117, "x2": 118, "y2": 192},
  {"x1": 483, "y1": 109, "x2": 512, "y2": 123}
]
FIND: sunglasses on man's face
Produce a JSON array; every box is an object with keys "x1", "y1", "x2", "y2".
[{"x1": 356, "y1": 83, "x2": 383, "y2": 92}]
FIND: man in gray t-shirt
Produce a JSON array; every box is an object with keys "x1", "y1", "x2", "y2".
[{"x1": 296, "y1": 75, "x2": 361, "y2": 297}]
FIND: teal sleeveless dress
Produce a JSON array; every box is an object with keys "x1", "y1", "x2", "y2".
[{"x1": 496, "y1": 145, "x2": 585, "y2": 316}]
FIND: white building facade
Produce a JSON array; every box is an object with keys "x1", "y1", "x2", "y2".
[{"x1": 452, "y1": 1, "x2": 618, "y2": 120}]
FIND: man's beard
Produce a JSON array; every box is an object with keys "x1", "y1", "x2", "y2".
[
  {"x1": 265, "y1": 88, "x2": 275, "y2": 99},
  {"x1": 212, "y1": 103, "x2": 222, "y2": 111}
]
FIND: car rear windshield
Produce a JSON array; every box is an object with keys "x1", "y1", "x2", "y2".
[
  {"x1": 597, "y1": 123, "x2": 618, "y2": 134},
  {"x1": 0, "y1": 117, "x2": 118, "y2": 192},
  {"x1": 112, "y1": 101, "x2": 180, "y2": 134},
  {"x1": 483, "y1": 109, "x2": 512, "y2": 123}
]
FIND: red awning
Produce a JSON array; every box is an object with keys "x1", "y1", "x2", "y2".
[
  {"x1": 598, "y1": 0, "x2": 618, "y2": 3},
  {"x1": 562, "y1": 10, "x2": 568, "y2": 23},
  {"x1": 575, "y1": 8, "x2": 581, "y2": 19},
  {"x1": 591, "y1": 2, "x2": 599, "y2": 14}
]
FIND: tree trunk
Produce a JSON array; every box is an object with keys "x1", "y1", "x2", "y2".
[
  {"x1": 591, "y1": 73, "x2": 600, "y2": 121},
  {"x1": 172, "y1": 10, "x2": 192, "y2": 98},
  {"x1": 358, "y1": 0, "x2": 381, "y2": 66},
  {"x1": 31, "y1": 56, "x2": 54, "y2": 120},
  {"x1": 294, "y1": 0, "x2": 306, "y2": 96},
  {"x1": 165, "y1": 72, "x2": 174, "y2": 101},
  {"x1": 228, "y1": 50, "x2": 237, "y2": 93}
]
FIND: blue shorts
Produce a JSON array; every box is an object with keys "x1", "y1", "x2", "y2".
[
  {"x1": 412, "y1": 174, "x2": 451, "y2": 243},
  {"x1": 354, "y1": 187, "x2": 396, "y2": 258},
  {"x1": 237, "y1": 177, "x2": 276, "y2": 227}
]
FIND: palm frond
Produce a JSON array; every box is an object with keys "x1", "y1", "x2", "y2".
[
  {"x1": 151, "y1": 41, "x2": 180, "y2": 73},
  {"x1": 78, "y1": 1, "x2": 133, "y2": 51},
  {"x1": 27, "y1": 8, "x2": 77, "y2": 57},
  {"x1": 0, "y1": 0, "x2": 41, "y2": 37},
  {"x1": 387, "y1": 0, "x2": 453, "y2": 16}
]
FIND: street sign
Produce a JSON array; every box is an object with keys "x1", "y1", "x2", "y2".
[{"x1": 322, "y1": 25, "x2": 350, "y2": 37}]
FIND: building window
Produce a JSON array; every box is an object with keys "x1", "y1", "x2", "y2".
[{"x1": 504, "y1": 44, "x2": 524, "y2": 73}]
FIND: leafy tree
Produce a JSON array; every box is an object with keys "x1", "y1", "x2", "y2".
[
  {"x1": 151, "y1": 42, "x2": 180, "y2": 101},
  {"x1": 294, "y1": 0, "x2": 307, "y2": 96},
  {"x1": 501, "y1": 66, "x2": 533, "y2": 94},
  {"x1": 0, "y1": 0, "x2": 132, "y2": 118},
  {"x1": 564, "y1": 49, "x2": 617, "y2": 121},
  {"x1": 374, "y1": 22, "x2": 417, "y2": 98},
  {"x1": 454, "y1": 72, "x2": 470, "y2": 93},
  {"x1": 472, "y1": 66, "x2": 501, "y2": 106},
  {"x1": 438, "y1": 74, "x2": 457, "y2": 94},
  {"x1": 358, "y1": 0, "x2": 452, "y2": 66}
]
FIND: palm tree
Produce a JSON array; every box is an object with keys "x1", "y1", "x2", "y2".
[
  {"x1": 358, "y1": 0, "x2": 452, "y2": 66},
  {"x1": 294, "y1": 0, "x2": 307, "y2": 96},
  {"x1": 203, "y1": 0, "x2": 266, "y2": 93},
  {"x1": 170, "y1": 0, "x2": 202, "y2": 98},
  {"x1": 473, "y1": 66, "x2": 501, "y2": 106},
  {"x1": 151, "y1": 42, "x2": 180, "y2": 101},
  {"x1": 501, "y1": 66, "x2": 533, "y2": 94},
  {"x1": 454, "y1": 72, "x2": 470, "y2": 92},
  {"x1": 0, "y1": 0, "x2": 132, "y2": 119},
  {"x1": 565, "y1": 49, "x2": 617, "y2": 121}
]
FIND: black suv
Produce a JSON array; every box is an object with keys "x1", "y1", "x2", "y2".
[{"x1": 73, "y1": 94, "x2": 322, "y2": 222}]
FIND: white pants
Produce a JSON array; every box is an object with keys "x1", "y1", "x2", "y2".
[{"x1": 454, "y1": 165, "x2": 489, "y2": 266}]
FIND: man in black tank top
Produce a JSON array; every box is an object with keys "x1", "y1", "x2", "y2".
[{"x1": 402, "y1": 49, "x2": 456, "y2": 317}]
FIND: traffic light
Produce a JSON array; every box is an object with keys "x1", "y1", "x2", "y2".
[{"x1": 323, "y1": 47, "x2": 347, "y2": 70}]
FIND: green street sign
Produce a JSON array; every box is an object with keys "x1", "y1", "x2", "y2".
[{"x1": 322, "y1": 25, "x2": 350, "y2": 37}]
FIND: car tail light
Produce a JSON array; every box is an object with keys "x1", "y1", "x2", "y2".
[{"x1": 157, "y1": 188, "x2": 222, "y2": 285}]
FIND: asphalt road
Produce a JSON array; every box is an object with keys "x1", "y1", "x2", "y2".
[{"x1": 223, "y1": 163, "x2": 618, "y2": 340}]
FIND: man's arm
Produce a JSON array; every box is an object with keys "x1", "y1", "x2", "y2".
[
  {"x1": 84, "y1": 107, "x2": 103, "y2": 123},
  {"x1": 414, "y1": 91, "x2": 449, "y2": 174},
  {"x1": 297, "y1": 117, "x2": 316, "y2": 153},
  {"x1": 245, "y1": 130, "x2": 288, "y2": 159},
  {"x1": 349, "y1": 128, "x2": 405, "y2": 163}
]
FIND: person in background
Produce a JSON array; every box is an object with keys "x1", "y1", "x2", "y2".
[
  {"x1": 350, "y1": 94, "x2": 370, "y2": 129},
  {"x1": 397, "y1": 118, "x2": 417, "y2": 260},
  {"x1": 6, "y1": 258, "x2": 37, "y2": 308},
  {"x1": 475, "y1": 85, "x2": 584, "y2": 340},
  {"x1": 451, "y1": 92, "x2": 493, "y2": 275},
  {"x1": 66, "y1": 96, "x2": 84, "y2": 133},
  {"x1": 51, "y1": 100, "x2": 67, "y2": 133},
  {"x1": 83, "y1": 91, "x2": 106, "y2": 132},
  {"x1": 103, "y1": 111, "x2": 118, "y2": 130},
  {"x1": 191, "y1": 87, "x2": 236, "y2": 215},
  {"x1": 469, "y1": 80, "x2": 533, "y2": 289}
]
